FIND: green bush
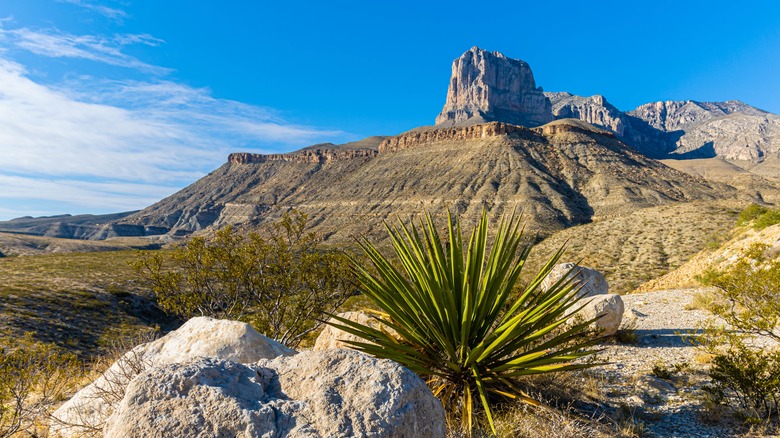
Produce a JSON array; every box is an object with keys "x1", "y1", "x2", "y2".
[
  {"x1": 735, "y1": 203, "x2": 780, "y2": 230},
  {"x1": 737, "y1": 204, "x2": 768, "y2": 226},
  {"x1": 704, "y1": 339, "x2": 780, "y2": 423},
  {"x1": 330, "y1": 210, "x2": 600, "y2": 434},
  {"x1": 132, "y1": 210, "x2": 355, "y2": 348},
  {"x1": 754, "y1": 210, "x2": 780, "y2": 230},
  {"x1": 698, "y1": 258, "x2": 780, "y2": 425}
]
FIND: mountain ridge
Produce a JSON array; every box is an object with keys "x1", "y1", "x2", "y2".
[
  {"x1": 109, "y1": 118, "x2": 737, "y2": 242},
  {"x1": 436, "y1": 47, "x2": 780, "y2": 162}
]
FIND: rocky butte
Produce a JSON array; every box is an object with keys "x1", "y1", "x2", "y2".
[{"x1": 435, "y1": 46, "x2": 553, "y2": 127}]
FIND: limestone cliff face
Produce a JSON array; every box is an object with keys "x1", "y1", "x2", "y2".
[
  {"x1": 435, "y1": 47, "x2": 553, "y2": 127},
  {"x1": 672, "y1": 114, "x2": 780, "y2": 161},
  {"x1": 628, "y1": 100, "x2": 767, "y2": 132},
  {"x1": 627, "y1": 100, "x2": 780, "y2": 160},
  {"x1": 378, "y1": 122, "x2": 531, "y2": 153},
  {"x1": 228, "y1": 148, "x2": 378, "y2": 165},
  {"x1": 546, "y1": 92, "x2": 627, "y2": 136}
]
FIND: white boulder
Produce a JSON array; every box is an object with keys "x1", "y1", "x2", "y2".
[
  {"x1": 541, "y1": 262, "x2": 609, "y2": 298},
  {"x1": 542, "y1": 263, "x2": 623, "y2": 337},
  {"x1": 51, "y1": 317, "x2": 295, "y2": 437},
  {"x1": 104, "y1": 349, "x2": 446, "y2": 438},
  {"x1": 314, "y1": 311, "x2": 397, "y2": 350},
  {"x1": 576, "y1": 293, "x2": 625, "y2": 337}
]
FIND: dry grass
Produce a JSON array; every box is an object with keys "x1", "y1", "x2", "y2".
[
  {"x1": 527, "y1": 201, "x2": 741, "y2": 293},
  {"x1": 442, "y1": 371, "x2": 647, "y2": 438},
  {"x1": 0, "y1": 249, "x2": 176, "y2": 358}
]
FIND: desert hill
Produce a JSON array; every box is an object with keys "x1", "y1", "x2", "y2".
[{"x1": 116, "y1": 119, "x2": 732, "y2": 242}]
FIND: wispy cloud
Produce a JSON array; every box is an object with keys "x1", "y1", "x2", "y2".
[
  {"x1": 0, "y1": 24, "x2": 169, "y2": 74},
  {"x1": 56, "y1": 0, "x2": 128, "y2": 22},
  {"x1": 0, "y1": 59, "x2": 352, "y2": 219},
  {"x1": 0, "y1": 15, "x2": 354, "y2": 220}
]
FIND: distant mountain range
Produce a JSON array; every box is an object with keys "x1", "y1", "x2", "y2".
[
  {"x1": 437, "y1": 47, "x2": 780, "y2": 162},
  {"x1": 3, "y1": 47, "x2": 779, "y2": 242}
]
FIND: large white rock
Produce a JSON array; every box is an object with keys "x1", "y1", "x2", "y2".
[
  {"x1": 541, "y1": 262, "x2": 609, "y2": 298},
  {"x1": 104, "y1": 350, "x2": 446, "y2": 438},
  {"x1": 575, "y1": 294, "x2": 625, "y2": 337},
  {"x1": 314, "y1": 311, "x2": 398, "y2": 351},
  {"x1": 542, "y1": 263, "x2": 623, "y2": 337},
  {"x1": 51, "y1": 317, "x2": 295, "y2": 437}
]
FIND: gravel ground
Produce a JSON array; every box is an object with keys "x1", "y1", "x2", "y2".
[{"x1": 587, "y1": 288, "x2": 759, "y2": 438}]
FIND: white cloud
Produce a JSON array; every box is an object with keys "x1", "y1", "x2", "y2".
[
  {"x1": 0, "y1": 174, "x2": 174, "y2": 211},
  {"x1": 0, "y1": 59, "x2": 353, "y2": 220},
  {"x1": 56, "y1": 0, "x2": 128, "y2": 22},
  {"x1": 0, "y1": 25, "x2": 170, "y2": 75},
  {"x1": 0, "y1": 17, "x2": 355, "y2": 220}
]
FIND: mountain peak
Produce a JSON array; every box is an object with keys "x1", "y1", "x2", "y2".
[{"x1": 435, "y1": 48, "x2": 553, "y2": 127}]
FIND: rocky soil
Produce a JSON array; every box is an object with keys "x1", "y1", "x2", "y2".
[{"x1": 591, "y1": 288, "x2": 746, "y2": 437}]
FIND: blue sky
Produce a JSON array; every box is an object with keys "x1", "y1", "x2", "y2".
[{"x1": 0, "y1": 0, "x2": 778, "y2": 220}]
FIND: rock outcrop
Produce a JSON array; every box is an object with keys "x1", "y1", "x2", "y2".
[
  {"x1": 435, "y1": 46, "x2": 552, "y2": 127},
  {"x1": 546, "y1": 92, "x2": 627, "y2": 136},
  {"x1": 314, "y1": 311, "x2": 398, "y2": 351},
  {"x1": 52, "y1": 317, "x2": 295, "y2": 437},
  {"x1": 623, "y1": 100, "x2": 780, "y2": 160},
  {"x1": 102, "y1": 350, "x2": 445, "y2": 438},
  {"x1": 671, "y1": 113, "x2": 780, "y2": 161},
  {"x1": 229, "y1": 148, "x2": 378, "y2": 165},
  {"x1": 541, "y1": 263, "x2": 624, "y2": 337},
  {"x1": 628, "y1": 100, "x2": 767, "y2": 132},
  {"x1": 378, "y1": 121, "x2": 531, "y2": 153}
]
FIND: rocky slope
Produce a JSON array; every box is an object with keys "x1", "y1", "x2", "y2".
[
  {"x1": 637, "y1": 221, "x2": 780, "y2": 292},
  {"x1": 116, "y1": 119, "x2": 733, "y2": 242},
  {"x1": 629, "y1": 100, "x2": 768, "y2": 132},
  {"x1": 0, "y1": 212, "x2": 159, "y2": 240}
]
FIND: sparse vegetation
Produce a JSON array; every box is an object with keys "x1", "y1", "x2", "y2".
[
  {"x1": 132, "y1": 210, "x2": 356, "y2": 348},
  {"x1": 0, "y1": 249, "x2": 167, "y2": 356},
  {"x1": 737, "y1": 203, "x2": 780, "y2": 230},
  {"x1": 696, "y1": 256, "x2": 780, "y2": 426},
  {"x1": 530, "y1": 202, "x2": 738, "y2": 293},
  {"x1": 736, "y1": 203, "x2": 769, "y2": 226},
  {"x1": 0, "y1": 334, "x2": 81, "y2": 437},
  {"x1": 330, "y1": 210, "x2": 601, "y2": 434}
]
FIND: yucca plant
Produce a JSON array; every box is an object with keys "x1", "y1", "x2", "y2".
[{"x1": 329, "y1": 209, "x2": 602, "y2": 434}]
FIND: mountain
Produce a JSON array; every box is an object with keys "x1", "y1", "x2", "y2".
[
  {"x1": 114, "y1": 119, "x2": 732, "y2": 242},
  {"x1": 434, "y1": 47, "x2": 780, "y2": 163},
  {"x1": 0, "y1": 212, "x2": 165, "y2": 240}
]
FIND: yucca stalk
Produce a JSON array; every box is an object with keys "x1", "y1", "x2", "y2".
[{"x1": 329, "y1": 209, "x2": 601, "y2": 434}]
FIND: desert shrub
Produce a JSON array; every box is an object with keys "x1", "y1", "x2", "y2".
[
  {"x1": 697, "y1": 258, "x2": 780, "y2": 425},
  {"x1": 0, "y1": 335, "x2": 80, "y2": 437},
  {"x1": 132, "y1": 210, "x2": 355, "y2": 348},
  {"x1": 707, "y1": 259, "x2": 780, "y2": 341},
  {"x1": 737, "y1": 204, "x2": 768, "y2": 226},
  {"x1": 736, "y1": 203, "x2": 780, "y2": 230},
  {"x1": 704, "y1": 339, "x2": 780, "y2": 422},
  {"x1": 330, "y1": 210, "x2": 600, "y2": 434},
  {"x1": 754, "y1": 209, "x2": 780, "y2": 230}
]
